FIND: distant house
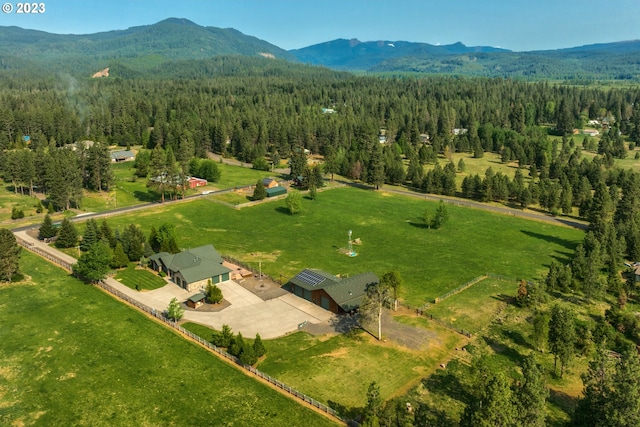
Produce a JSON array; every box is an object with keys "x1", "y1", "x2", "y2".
[
  {"x1": 110, "y1": 150, "x2": 135, "y2": 162},
  {"x1": 187, "y1": 177, "x2": 207, "y2": 189},
  {"x1": 634, "y1": 265, "x2": 640, "y2": 283},
  {"x1": 262, "y1": 177, "x2": 279, "y2": 189},
  {"x1": 322, "y1": 108, "x2": 336, "y2": 114},
  {"x1": 287, "y1": 269, "x2": 379, "y2": 314},
  {"x1": 266, "y1": 186, "x2": 287, "y2": 198},
  {"x1": 149, "y1": 244, "x2": 232, "y2": 291},
  {"x1": 581, "y1": 129, "x2": 600, "y2": 137}
]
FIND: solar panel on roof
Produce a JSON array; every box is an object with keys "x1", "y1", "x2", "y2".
[{"x1": 296, "y1": 270, "x2": 326, "y2": 287}]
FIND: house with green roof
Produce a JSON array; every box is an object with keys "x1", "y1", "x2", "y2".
[
  {"x1": 149, "y1": 244, "x2": 232, "y2": 292},
  {"x1": 287, "y1": 269, "x2": 379, "y2": 314}
]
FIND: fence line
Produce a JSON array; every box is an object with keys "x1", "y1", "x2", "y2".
[
  {"x1": 16, "y1": 237, "x2": 342, "y2": 423},
  {"x1": 92, "y1": 279, "x2": 342, "y2": 422},
  {"x1": 16, "y1": 237, "x2": 74, "y2": 271},
  {"x1": 402, "y1": 273, "x2": 530, "y2": 338}
]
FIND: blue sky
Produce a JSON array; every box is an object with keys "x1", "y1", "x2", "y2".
[{"x1": 1, "y1": 0, "x2": 639, "y2": 51}]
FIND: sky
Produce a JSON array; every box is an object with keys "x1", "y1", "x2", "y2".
[{"x1": 1, "y1": 0, "x2": 639, "y2": 52}]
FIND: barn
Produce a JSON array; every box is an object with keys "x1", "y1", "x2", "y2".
[{"x1": 287, "y1": 269, "x2": 379, "y2": 314}]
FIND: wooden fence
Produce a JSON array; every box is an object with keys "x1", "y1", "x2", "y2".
[{"x1": 16, "y1": 237, "x2": 342, "y2": 423}]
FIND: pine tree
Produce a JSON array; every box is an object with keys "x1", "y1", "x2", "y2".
[
  {"x1": 549, "y1": 305, "x2": 576, "y2": 377},
  {"x1": 0, "y1": 228, "x2": 21, "y2": 282},
  {"x1": 253, "y1": 333, "x2": 266, "y2": 358},
  {"x1": 516, "y1": 354, "x2": 548, "y2": 427},
  {"x1": 110, "y1": 241, "x2": 129, "y2": 269},
  {"x1": 38, "y1": 213, "x2": 57, "y2": 240},
  {"x1": 55, "y1": 218, "x2": 78, "y2": 249},
  {"x1": 252, "y1": 179, "x2": 266, "y2": 200},
  {"x1": 80, "y1": 219, "x2": 99, "y2": 252}
]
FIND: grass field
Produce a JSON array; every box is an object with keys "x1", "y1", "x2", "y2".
[
  {"x1": 424, "y1": 277, "x2": 518, "y2": 334},
  {"x1": 0, "y1": 252, "x2": 339, "y2": 427},
  {"x1": 102, "y1": 186, "x2": 584, "y2": 306},
  {"x1": 113, "y1": 263, "x2": 167, "y2": 291}
]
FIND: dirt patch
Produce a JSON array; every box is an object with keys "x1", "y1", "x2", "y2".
[
  {"x1": 248, "y1": 251, "x2": 282, "y2": 262},
  {"x1": 317, "y1": 347, "x2": 349, "y2": 359},
  {"x1": 58, "y1": 372, "x2": 76, "y2": 381}
]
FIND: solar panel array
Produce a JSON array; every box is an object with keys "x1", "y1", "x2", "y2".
[{"x1": 295, "y1": 269, "x2": 326, "y2": 287}]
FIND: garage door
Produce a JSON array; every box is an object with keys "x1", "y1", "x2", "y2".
[{"x1": 320, "y1": 295, "x2": 331, "y2": 310}]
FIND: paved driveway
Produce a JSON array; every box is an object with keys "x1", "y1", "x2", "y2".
[{"x1": 15, "y1": 228, "x2": 335, "y2": 339}]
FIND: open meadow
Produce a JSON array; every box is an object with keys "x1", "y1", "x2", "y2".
[
  {"x1": 102, "y1": 186, "x2": 584, "y2": 306},
  {"x1": 0, "y1": 252, "x2": 339, "y2": 427}
]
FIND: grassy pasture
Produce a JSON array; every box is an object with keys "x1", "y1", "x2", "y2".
[
  {"x1": 102, "y1": 187, "x2": 584, "y2": 307},
  {"x1": 113, "y1": 263, "x2": 167, "y2": 291},
  {"x1": 0, "y1": 252, "x2": 339, "y2": 427},
  {"x1": 424, "y1": 278, "x2": 518, "y2": 334}
]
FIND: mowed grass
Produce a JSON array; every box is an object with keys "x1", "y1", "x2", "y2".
[
  {"x1": 0, "y1": 252, "x2": 339, "y2": 427},
  {"x1": 113, "y1": 263, "x2": 167, "y2": 291},
  {"x1": 103, "y1": 187, "x2": 584, "y2": 307},
  {"x1": 424, "y1": 278, "x2": 518, "y2": 334}
]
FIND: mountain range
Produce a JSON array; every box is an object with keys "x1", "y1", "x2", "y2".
[{"x1": 1, "y1": 17, "x2": 639, "y2": 81}]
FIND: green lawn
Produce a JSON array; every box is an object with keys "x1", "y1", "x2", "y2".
[
  {"x1": 113, "y1": 263, "x2": 167, "y2": 290},
  {"x1": 256, "y1": 329, "x2": 461, "y2": 412},
  {"x1": 0, "y1": 252, "x2": 339, "y2": 427},
  {"x1": 103, "y1": 186, "x2": 584, "y2": 307},
  {"x1": 424, "y1": 278, "x2": 518, "y2": 334}
]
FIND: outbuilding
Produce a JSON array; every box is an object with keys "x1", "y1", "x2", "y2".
[
  {"x1": 186, "y1": 292, "x2": 207, "y2": 309},
  {"x1": 287, "y1": 269, "x2": 379, "y2": 314},
  {"x1": 266, "y1": 186, "x2": 287, "y2": 198}
]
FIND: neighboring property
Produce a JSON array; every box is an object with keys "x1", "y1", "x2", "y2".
[
  {"x1": 110, "y1": 150, "x2": 135, "y2": 162},
  {"x1": 186, "y1": 292, "x2": 207, "y2": 309},
  {"x1": 262, "y1": 177, "x2": 279, "y2": 189},
  {"x1": 581, "y1": 129, "x2": 600, "y2": 137},
  {"x1": 634, "y1": 265, "x2": 640, "y2": 283},
  {"x1": 287, "y1": 268, "x2": 379, "y2": 314},
  {"x1": 187, "y1": 176, "x2": 208, "y2": 189},
  {"x1": 266, "y1": 186, "x2": 287, "y2": 198},
  {"x1": 149, "y1": 244, "x2": 232, "y2": 291}
]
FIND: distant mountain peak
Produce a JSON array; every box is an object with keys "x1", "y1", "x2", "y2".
[{"x1": 158, "y1": 18, "x2": 198, "y2": 26}]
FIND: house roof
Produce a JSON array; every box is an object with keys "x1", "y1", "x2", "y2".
[
  {"x1": 262, "y1": 177, "x2": 278, "y2": 186},
  {"x1": 324, "y1": 272, "x2": 379, "y2": 312},
  {"x1": 289, "y1": 269, "x2": 379, "y2": 312},
  {"x1": 151, "y1": 245, "x2": 231, "y2": 284},
  {"x1": 188, "y1": 292, "x2": 207, "y2": 303},
  {"x1": 110, "y1": 150, "x2": 135, "y2": 160},
  {"x1": 289, "y1": 269, "x2": 339, "y2": 290},
  {"x1": 266, "y1": 186, "x2": 287, "y2": 197}
]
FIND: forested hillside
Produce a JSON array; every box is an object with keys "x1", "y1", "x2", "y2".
[{"x1": 0, "y1": 18, "x2": 296, "y2": 76}]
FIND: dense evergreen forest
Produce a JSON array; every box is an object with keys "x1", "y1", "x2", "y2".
[{"x1": 5, "y1": 59, "x2": 640, "y2": 424}]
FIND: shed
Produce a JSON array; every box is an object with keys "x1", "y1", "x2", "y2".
[
  {"x1": 110, "y1": 150, "x2": 135, "y2": 162},
  {"x1": 186, "y1": 292, "x2": 206, "y2": 309},
  {"x1": 266, "y1": 186, "x2": 287, "y2": 198},
  {"x1": 262, "y1": 177, "x2": 279, "y2": 188}
]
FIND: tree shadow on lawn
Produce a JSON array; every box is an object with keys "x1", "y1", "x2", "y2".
[
  {"x1": 422, "y1": 367, "x2": 473, "y2": 405},
  {"x1": 327, "y1": 400, "x2": 361, "y2": 422},
  {"x1": 550, "y1": 251, "x2": 575, "y2": 265},
  {"x1": 482, "y1": 335, "x2": 525, "y2": 365},
  {"x1": 133, "y1": 190, "x2": 161, "y2": 203},
  {"x1": 275, "y1": 206, "x2": 291, "y2": 215},
  {"x1": 500, "y1": 328, "x2": 532, "y2": 351},
  {"x1": 520, "y1": 229, "x2": 579, "y2": 251}
]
